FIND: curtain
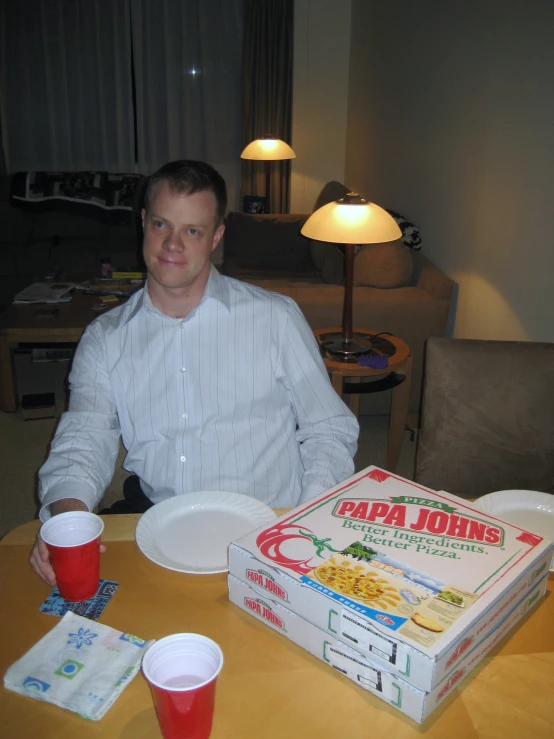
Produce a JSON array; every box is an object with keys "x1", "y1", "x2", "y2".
[
  {"x1": 241, "y1": 0, "x2": 293, "y2": 214},
  {"x1": 0, "y1": 0, "x2": 135, "y2": 172},
  {"x1": 0, "y1": 105, "x2": 6, "y2": 175},
  {"x1": 130, "y1": 0, "x2": 243, "y2": 209}
]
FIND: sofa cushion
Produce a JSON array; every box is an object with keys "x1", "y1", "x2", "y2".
[
  {"x1": 49, "y1": 243, "x2": 98, "y2": 269},
  {"x1": 223, "y1": 212, "x2": 315, "y2": 278},
  {"x1": 0, "y1": 203, "x2": 33, "y2": 244},
  {"x1": 33, "y1": 212, "x2": 109, "y2": 240},
  {"x1": 14, "y1": 243, "x2": 51, "y2": 275},
  {"x1": 0, "y1": 245, "x2": 16, "y2": 277},
  {"x1": 354, "y1": 241, "x2": 414, "y2": 288}
]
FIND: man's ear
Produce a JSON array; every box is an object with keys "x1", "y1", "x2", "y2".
[
  {"x1": 141, "y1": 208, "x2": 146, "y2": 229},
  {"x1": 211, "y1": 224, "x2": 225, "y2": 252}
]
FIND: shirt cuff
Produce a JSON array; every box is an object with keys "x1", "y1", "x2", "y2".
[{"x1": 39, "y1": 482, "x2": 97, "y2": 522}]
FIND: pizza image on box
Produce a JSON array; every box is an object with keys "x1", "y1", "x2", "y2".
[{"x1": 309, "y1": 555, "x2": 404, "y2": 610}]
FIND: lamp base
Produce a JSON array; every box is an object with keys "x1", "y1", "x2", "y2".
[{"x1": 320, "y1": 332, "x2": 373, "y2": 357}]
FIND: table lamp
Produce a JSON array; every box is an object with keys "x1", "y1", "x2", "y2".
[
  {"x1": 301, "y1": 192, "x2": 402, "y2": 357},
  {"x1": 240, "y1": 136, "x2": 296, "y2": 212}
]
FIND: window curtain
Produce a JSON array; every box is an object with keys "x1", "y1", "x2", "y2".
[
  {"x1": 0, "y1": 0, "x2": 135, "y2": 172},
  {"x1": 241, "y1": 0, "x2": 293, "y2": 214},
  {"x1": 130, "y1": 0, "x2": 243, "y2": 209},
  {"x1": 0, "y1": 108, "x2": 6, "y2": 175}
]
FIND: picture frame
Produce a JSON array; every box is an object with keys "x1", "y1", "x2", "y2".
[{"x1": 243, "y1": 195, "x2": 267, "y2": 214}]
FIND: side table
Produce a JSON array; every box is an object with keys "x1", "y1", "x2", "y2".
[{"x1": 314, "y1": 328, "x2": 413, "y2": 472}]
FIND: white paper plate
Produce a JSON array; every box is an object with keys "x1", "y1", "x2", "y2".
[
  {"x1": 474, "y1": 489, "x2": 554, "y2": 570},
  {"x1": 135, "y1": 491, "x2": 277, "y2": 574}
]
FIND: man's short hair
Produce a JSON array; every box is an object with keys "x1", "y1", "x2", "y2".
[{"x1": 144, "y1": 160, "x2": 227, "y2": 226}]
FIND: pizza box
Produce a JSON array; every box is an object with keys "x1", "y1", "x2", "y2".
[
  {"x1": 229, "y1": 466, "x2": 554, "y2": 692},
  {"x1": 228, "y1": 572, "x2": 548, "y2": 723}
]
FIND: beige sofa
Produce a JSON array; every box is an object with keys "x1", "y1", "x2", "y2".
[{"x1": 222, "y1": 194, "x2": 455, "y2": 419}]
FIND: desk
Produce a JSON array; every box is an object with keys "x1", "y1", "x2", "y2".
[
  {"x1": 0, "y1": 291, "x2": 126, "y2": 413},
  {"x1": 314, "y1": 328, "x2": 413, "y2": 472},
  {"x1": 1, "y1": 516, "x2": 553, "y2": 738}
]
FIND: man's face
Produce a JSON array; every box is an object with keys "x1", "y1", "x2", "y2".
[{"x1": 141, "y1": 183, "x2": 224, "y2": 293}]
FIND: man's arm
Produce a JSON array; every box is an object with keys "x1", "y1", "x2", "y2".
[
  {"x1": 38, "y1": 321, "x2": 122, "y2": 520},
  {"x1": 276, "y1": 299, "x2": 359, "y2": 502}
]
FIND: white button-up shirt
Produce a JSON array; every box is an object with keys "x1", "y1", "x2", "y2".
[{"x1": 39, "y1": 267, "x2": 358, "y2": 519}]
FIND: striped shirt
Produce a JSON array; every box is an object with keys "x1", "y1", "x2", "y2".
[{"x1": 39, "y1": 267, "x2": 358, "y2": 519}]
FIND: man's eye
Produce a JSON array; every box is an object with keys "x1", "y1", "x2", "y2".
[
  {"x1": 188, "y1": 228, "x2": 199, "y2": 236},
  {"x1": 153, "y1": 220, "x2": 165, "y2": 228}
]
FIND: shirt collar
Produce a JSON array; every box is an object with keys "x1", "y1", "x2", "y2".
[
  {"x1": 125, "y1": 265, "x2": 230, "y2": 324},
  {"x1": 204, "y1": 265, "x2": 231, "y2": 310}
]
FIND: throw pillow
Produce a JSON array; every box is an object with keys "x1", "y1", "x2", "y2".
[
  {"x1": 312, "y1": 180, "x2": 350, "y2": 212},
  {"x1": 353, "y1": 241, "x2": 413, "y2": 288},
  {"x1": 309, "y1": 180, "x2": 350, "y2": 283},
  {"x1": 387, "y1": 209, "x2": 422, "y2": 250},
  {"x1": 309, "y1": 237, "x2": 326, "y2": 272},
  {"x1": 319, "y1": 242, "x2": 344, "y2": 285}
]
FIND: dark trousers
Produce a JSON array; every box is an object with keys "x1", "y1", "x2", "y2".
[{"x1": 100, "y1": 475, "x2": 153, "y2": 514}]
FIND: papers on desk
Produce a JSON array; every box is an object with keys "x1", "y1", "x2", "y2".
[
  {"x1": 75, "y1": 278, "x2": 143, "y2": 297},
  {"x1": 13, "y1": 282, "x2": 75, "y2": 305}
]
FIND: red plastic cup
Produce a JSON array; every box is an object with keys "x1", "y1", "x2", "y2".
[
  {"x1": 40, "y1": 511, "x2": 104, "y2": 602},
  {"x1": 142, "y1": 634, "x2": 224, "y2": 739}
]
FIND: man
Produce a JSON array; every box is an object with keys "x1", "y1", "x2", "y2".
[{"x1": 30, "y1": 160, "x2": 359, "y2": 585}]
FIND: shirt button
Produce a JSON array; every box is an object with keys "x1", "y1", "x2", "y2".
[
  {"x1": 180, "y1": 456, "x2": 186, "y2": 462},
  {"x1": 182, "y1": 413, "x2": 188, "y2": 419},
  {"x1": 179, "y1": 322, "x2": 184, "y2": 329},
  {"x1": 180, "y1": 367, "x2": 186, "y2": 374}
]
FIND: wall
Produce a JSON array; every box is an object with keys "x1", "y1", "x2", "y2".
[
  {"x1": 290, "y1": 0, "x2": 351, "y2": 213},
  {"x1": 345, "y1": 0, "x2": 554, "y2": 341}
]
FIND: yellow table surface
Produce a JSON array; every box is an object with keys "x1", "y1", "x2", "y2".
[{"x1": 1, "y1": 515, "x2": 553, "y2": 738}]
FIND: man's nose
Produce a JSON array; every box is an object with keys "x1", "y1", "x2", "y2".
[{"x1": 162, "y1": 233, "x2": 185, "y2": 251}]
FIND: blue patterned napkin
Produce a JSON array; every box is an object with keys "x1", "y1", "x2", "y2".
[{"x1": 4, "y1": 611, "x2": 153, "y2": 720}]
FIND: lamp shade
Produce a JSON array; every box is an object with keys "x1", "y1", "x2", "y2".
[
  {"x1": 301, "y1": 193, "x2": 401, "y2": 244},
  {"x1": 240, "y1": 137, "x2": 296, "y2": 161}
]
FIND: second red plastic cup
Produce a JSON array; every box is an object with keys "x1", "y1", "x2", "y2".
[
  {"x1": 40, "y1": 511, "x2": 104, "y2": 602},
  {"x1": 142, "y1": 634, "x2": 224, "y2": 739}
]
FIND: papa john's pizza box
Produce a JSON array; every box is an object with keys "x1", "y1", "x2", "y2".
[
  {"x1": 228, "y1": 572, "x2": 549, "y2": 724},
  {"x1": 228, "y1": 466, "x2": 553, "y2": 692}
]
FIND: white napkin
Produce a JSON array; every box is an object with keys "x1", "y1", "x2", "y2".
[{"x1": 4, "y1": 611, "x2": 153, "y2": 720}]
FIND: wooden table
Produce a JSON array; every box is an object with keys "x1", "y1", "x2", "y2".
[
  {"x1": 0, "y1": 291, "x2": 124, "y2": 413},
  {"x1": 1, "y1": 515, "x2": 553, "y2": 738},
  {"x1": 314, "y1": 328, "x2": 414, "y2": 472}
]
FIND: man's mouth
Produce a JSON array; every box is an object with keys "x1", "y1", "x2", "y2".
[{"x1": 158, "y1": 257, "x2": 186, "y2": 267}]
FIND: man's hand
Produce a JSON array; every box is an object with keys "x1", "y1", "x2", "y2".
[{"x1": 29, "y1": 498, "x2": 106, "y2": 586}]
